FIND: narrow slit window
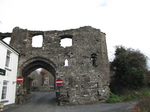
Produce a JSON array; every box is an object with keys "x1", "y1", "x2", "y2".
[
  {"x1": 91, "y1": 53, "x2": 97, "y2": 67},
  {"x1": 64, "y1": 59, "x2": 68, "y2": 66}
]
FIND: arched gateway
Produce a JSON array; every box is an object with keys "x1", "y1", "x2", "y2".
[
  {"x1": 21, "y1": 57, "x2": 56, "y2": 90},
  {"x1": 1, "y1": 26, "x2": 110, "y2": 105},
  {"x1": 21, "y1": 57, "x2": 56, "y2": 77}
]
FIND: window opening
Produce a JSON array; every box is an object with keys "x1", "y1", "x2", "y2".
[
  {"x1": 32, "y1": 35, "x2": 43, "y2": 47},
  {"x1": 44, "y1": 77, "x2": 49, "y2": 85},
  {"x1": 91, "y1": 53, "x2": 97, "y2": 67},
  {"x1": 60, "y1": 38, "x2": 72, "y2": 48},
  {"x1": 1, "y1": 80, "x2": 8, "y2": 99},
  {"x1": 60, "y1": 35, "x2": 73, "y2": 48},
  {"x1": 64, "y1": 59, "x2": 68, "y2": 66},
  {"x1": 5, "y1": 50, "x2": 11, "y2": 67}
]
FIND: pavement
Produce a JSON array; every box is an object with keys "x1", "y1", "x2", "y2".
[{"x1": 3, "y1": 92, "x2": 137, "y2": 112}]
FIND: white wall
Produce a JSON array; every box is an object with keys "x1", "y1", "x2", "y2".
[{"x1": 0, "y1": 40, "x2": 19, "y2": 105}]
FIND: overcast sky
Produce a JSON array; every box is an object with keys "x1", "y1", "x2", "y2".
[{"x1": 0, "y1": 0, "x2": 150, "y2": 66}]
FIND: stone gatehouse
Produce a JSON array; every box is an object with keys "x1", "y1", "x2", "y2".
[{"x1": 0, "y1": 26, "x2": 110, "y2": 105}]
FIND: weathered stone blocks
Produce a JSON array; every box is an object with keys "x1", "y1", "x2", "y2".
[{"x1": 3, "y1": 26, "x2": 110, "y2": 105}]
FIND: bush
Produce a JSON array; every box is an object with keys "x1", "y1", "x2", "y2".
[
  {"x1": 110, "y1": 46, "x2": 147, "y2": 93},
  {"x1": 145, "y1": 71, "x2": 150, "y2": 87},
  {"x1": 106, "y1": 93, "x2": 121, "y2": 103}
]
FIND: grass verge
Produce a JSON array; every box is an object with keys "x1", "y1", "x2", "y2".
[{"x1": 106, "y1": 88, "x2": 150, "y2": 103}]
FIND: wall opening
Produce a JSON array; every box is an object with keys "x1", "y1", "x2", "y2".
[
  {"x1": 22, "y1": 58, "x2": 56, "y2": 92},
  {"x1": 3, "y1": 37, "x2": 11, "y2": 44},
  {"x1": 91, "y1": 53, "x2": 97, "y2": 67},
  {"x1": 60, "y1": 35, "x2": 73, "y2": 48},
  {"x1": 64, "y1": 59, "x2": 68, "y2": 66},
  {"x1": 32, "y1": 35, "x2": 43, "y2": 47},
  {"x1": 21, "y1": 66, "x2": 56, "y2": 105},
  {"x1": 28, "y1": 68, "x2": 55, "y2": 92},
  {"x1": 20, "y1": 59, "x2": 57, "y2": 104}
]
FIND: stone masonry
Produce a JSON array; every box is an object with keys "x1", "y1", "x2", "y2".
[{"x1": 0, "y1": 26, "x2": 110, "y2": 105}]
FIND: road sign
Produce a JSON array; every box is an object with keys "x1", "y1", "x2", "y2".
[
  {"x1": 17, "y1": 76, "x2": 24, "y2": 83},
  {"x1": 56, "y1": 78, "x2": 63, "y2": 86}
]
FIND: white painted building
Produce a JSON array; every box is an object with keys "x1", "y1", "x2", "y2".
[{"x1": 0, "y1": 40, "x2": 19, "y2": 105}]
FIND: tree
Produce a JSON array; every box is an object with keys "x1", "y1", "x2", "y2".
[{"x1": 110, "y1": 46, "x2": 147, "y2": 93}]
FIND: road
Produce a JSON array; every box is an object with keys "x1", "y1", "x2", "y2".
[{"x1": 4, "y1": 92, "x2": 136, "y2": 112}]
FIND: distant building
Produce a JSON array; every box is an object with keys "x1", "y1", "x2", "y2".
[
  {"x1": 29, "y1": 70, "x2": 42, "y2": 87},
  {"x1": 41, "y1": 68, "x2": 54, "y2": 87},
  {"x1": 0, "y1": 40, "x2": 19, "y2": 105},
  {"x1": 29, "y1": 69, "x2": 54, "y2": 91}
]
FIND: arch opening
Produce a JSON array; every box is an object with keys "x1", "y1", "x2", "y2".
[
  {"x1": 21, "y1": 58, "x2": 56, "y2": 92},
  {"x1": 28, "y1": 68, "x2": 55, "y2": 92}
]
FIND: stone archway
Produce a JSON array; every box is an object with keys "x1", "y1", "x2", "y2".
[
  {"x1": 21, "y1": 57, "x2": 56, "y2": 77},
  {"x1": 21, "y1": 57, "x2": 56, "y2": 91},
  {"x1": 1, "y1": 26, "x2": 110, "y2": 105}
]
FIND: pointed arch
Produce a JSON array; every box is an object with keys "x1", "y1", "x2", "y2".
[{"x1": 21, "y1": 57, "x2": 56, "y2": 78}]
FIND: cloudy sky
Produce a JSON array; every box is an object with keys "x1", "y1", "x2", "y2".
[{"x1": 0, "y1": 0, "x2": 150, "y2": 65}]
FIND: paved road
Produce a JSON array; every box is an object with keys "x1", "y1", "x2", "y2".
[{"x1": 4, "y1": 92, "x2": 136, "y2": 112}]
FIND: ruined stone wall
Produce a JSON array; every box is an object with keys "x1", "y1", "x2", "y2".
[{"x1": 9, "y1": 26, "x2": 110, "y2": 105}]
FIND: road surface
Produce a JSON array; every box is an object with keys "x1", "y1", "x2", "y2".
[{"x1": 4, "y1": 92, "x2": 136, "y2": 112}]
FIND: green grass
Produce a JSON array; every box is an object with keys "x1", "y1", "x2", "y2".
[
  {"x1": 106, "y1": 93, "x2": 121, "y2": 103},
  {"x1": 106, "y1": 88, "x2": 150, "y2": 103}
]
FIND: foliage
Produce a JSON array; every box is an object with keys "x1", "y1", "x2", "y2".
[
  {"x1": 107, "y1": 88, "x2": 150, "y2": 112},
  {"x1": 145, "y1": 71, "x2": 150, "y2": 87},
  {"x1": 110, "y1": 46, "x2": 147, "y2": 93},
  {"x1": 28, "y1": 75, "x2": 35, "y2": 80},
  {"x1": 106, "y1": 93, "x2": 121, "y2": 103}
]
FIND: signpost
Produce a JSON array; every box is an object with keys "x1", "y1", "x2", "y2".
[
  {"x1": 16, "y1": 76, "x2": 24, "y2": 104},
  {"x1": 56, "y1": 78, "x2": 63, "y2": 86},
  {"x1": 17, "y1": 76, "x2": 24, "y2": 83},
  {"x1": 56, "y1": 78, "x2": 63, "y2": 106}
]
